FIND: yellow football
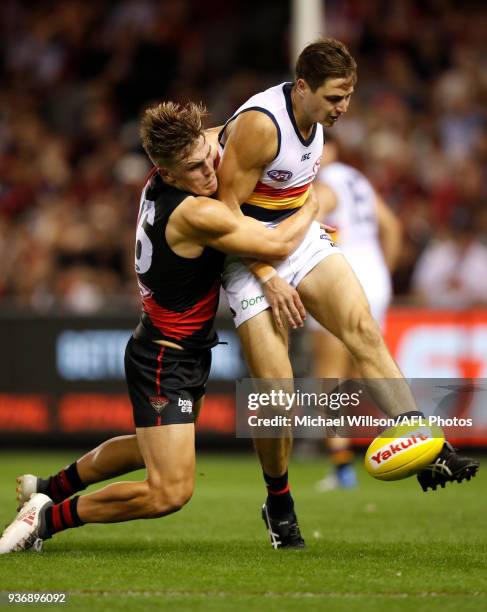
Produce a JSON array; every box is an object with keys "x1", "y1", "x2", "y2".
[{"x1": 364, "y1": 424, "x2": 445, "y2": 481}]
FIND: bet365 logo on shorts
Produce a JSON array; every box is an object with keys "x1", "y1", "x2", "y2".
[{"x1": 241, "y1": 294, "x2": 265, "y2": 310}]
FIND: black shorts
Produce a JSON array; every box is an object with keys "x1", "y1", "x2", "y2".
[{"x1": 124, "y1": 336, "x2": 211, "y2": 427}]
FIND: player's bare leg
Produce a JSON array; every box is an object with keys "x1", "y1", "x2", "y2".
[
  {"x1": 311, "y1": 330, "x2": 357, "y2": 490},
  {"x1": 16, "y1": 397, "x2": 208, "y2": 508},
  {"x1": 76, "y1": 423, "x2": 195, "y2": 523},
  {"x1": 238, "y1": 309, "x2": 304, "y2": 547},
  {"x1": 77, "y1": 435, "x2": 144, "y2": 484},
  {"x1": 299, "y1": 255, "x2": 479, "y2": 490},
  {"x1": 238, "y1": 309, "x2": 293, "y2": 477},
  {"x1": 16, "y1": 435, "x2": 145, "y2": 508},
  {"x1": 76, "y1": 397, "x2": 205, "y2": 492},
  {"x1": 2, "y1": 423, "x2": 196, "y2": 552},
  {"x1": 311, "y1": 328, "x2": 351, "y2": 379},
  {"x1": 4, "y1": 401, "x2": 203, "y2": 553},
  {"x1": 298, "y1": 254, "x2": 417, "y2": 418}
]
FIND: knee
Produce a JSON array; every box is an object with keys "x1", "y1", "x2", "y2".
[
  {"x1": 253, "y1": 363, "x2": 292, "y2": 379},
  {"x1": 149, "y1": 481, "x2": 193, "y2": 518}
]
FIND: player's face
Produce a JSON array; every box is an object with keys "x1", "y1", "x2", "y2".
[
  {"x1": 300, "y1": 77, "x2": 354, "y2": 127},
  {"x1": 166, "y1": 136, "x2": 218, "y2": 196}
]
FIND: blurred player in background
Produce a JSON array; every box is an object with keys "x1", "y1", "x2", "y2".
[
  {"x1": 308, "y1": 134, "x2": 402, "y2": 491},
  {"x1": 0, "y1": 102, "x2": 318, "y2": 555}
]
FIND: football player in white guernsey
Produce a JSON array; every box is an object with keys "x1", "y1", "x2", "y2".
[
  {"x1": 216, "y1": 38, "x2": 479, "y2": 548},
  {"x1": 308, "y1": 134, "x2": 402, "y2": 491}
]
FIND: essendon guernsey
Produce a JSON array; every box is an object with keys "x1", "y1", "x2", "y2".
[{"x1": 134, "y1": 171, "x2": 224, "y2": 350}]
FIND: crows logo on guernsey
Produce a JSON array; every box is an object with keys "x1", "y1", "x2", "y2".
[
  {"x1": 149, "y1": 396, "x2": 169, "y2": 413},
  {"x1": 267, "y1": 169, "x2": 293, "y2": 182}
]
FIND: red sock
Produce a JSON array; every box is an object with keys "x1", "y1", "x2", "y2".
[{"x1": 44, "y1": 496, "x2": 84, "y2": 537}]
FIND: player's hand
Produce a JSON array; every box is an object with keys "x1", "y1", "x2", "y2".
[{"x1": 261, "y1": 274, "x2": 306, "y2": 329}]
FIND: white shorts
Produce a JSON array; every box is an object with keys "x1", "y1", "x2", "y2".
[{"x1": 222, "y1": 220, "x2": 340, "y2": 328}]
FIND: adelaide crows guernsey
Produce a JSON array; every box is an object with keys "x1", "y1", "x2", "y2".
[
  {"x1": 134, "y1": 170, "x2": 224, "y2": 350},
  {"x1": 219, "y1": 82, "x2": 323, "y2": 221}
]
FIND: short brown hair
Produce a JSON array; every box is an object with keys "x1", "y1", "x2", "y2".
[
  {"x1": 296, "y1": 38, "x2": 357, "y2": 91},
  {"x1": 140, "y1": 101, "x2": 207, "y2": 167}
]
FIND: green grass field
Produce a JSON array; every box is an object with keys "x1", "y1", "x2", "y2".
[{"x1": 0, "y1": 451, "x2": 485, "y2": 611}]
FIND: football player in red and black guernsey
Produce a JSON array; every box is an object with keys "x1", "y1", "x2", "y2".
[{"x1": 0, "y1": 101, "x2": 319, "y2": 554}]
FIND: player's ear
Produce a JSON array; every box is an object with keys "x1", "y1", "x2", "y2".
[
  {"x1": 295, "y1": 79, "x2": 309, "y2": 97},
  {"x1": 158, "y1": 165, "x2": 175, "y2": 185}
]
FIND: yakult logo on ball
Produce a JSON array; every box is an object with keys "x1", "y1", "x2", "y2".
[{"x1": 369, "y1": 433, "x2": 431, "y2": 466}]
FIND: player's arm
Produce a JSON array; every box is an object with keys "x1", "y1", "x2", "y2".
[
  {"x1": 314, "y1": 180, "x2": 338, "y2": 219},
  {"x1": 216, "y1": 111, "x2": 282, "y2": 281},
  {"x1": 178, "y1": 193, "x2": 318, "y2": 261},
  {"x1": 376, "y1": 193, "x2": 402, "y2": 271},
  {"x1": 217, "y1": 111, "x2": 277, "y2": 212},
  {"x1": 313, "y1": 180, "x2": 339, "y2": 240},
  {"x1": 217, "y1": 111, "x2": 307, "y2": 327}
]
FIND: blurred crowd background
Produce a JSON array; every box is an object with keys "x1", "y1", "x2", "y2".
[{"x1": 1, "y1": 0, "x2": 486, "y2": 313}]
